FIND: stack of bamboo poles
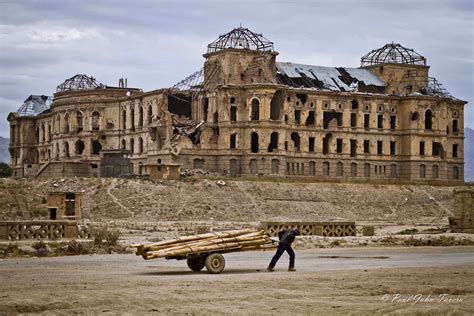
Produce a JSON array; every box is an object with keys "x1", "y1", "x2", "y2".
[{"x1": 132, "y1": 229, "x2": 275, "y2": 260}]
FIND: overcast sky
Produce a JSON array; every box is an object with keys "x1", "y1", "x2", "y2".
[{"x1": 0, "y1": 0, "x2": 472, "y2": 138}]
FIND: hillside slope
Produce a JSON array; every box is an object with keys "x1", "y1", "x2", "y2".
[{"x1": 0, "y1": 177, "x2": 459, "y2": 224}]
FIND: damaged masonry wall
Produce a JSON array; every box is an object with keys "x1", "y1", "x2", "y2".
[{"x1": 7, "y1": 27, "x2": 466, "y2": 185}]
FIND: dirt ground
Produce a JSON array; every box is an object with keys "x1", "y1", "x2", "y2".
[{"x1": 0, "y1": 247, "x2": 473, "y2": 315}]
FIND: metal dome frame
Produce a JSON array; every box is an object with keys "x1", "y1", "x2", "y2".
[
  {"x1": 56, "y1": 74, "x2": 105, "y2": 92},
  {"x1": 361, "y1": 42, "x2": 426, "y2": 67},
  {"x1": 207, "y1": 26, "x2": 274, "y2": 54}
]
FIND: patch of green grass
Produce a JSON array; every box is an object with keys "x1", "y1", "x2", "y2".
[
  {"x1": 396, "y1": 228, "x2": 419, "y2": 235},
  {"x1": 30, "y1": 207, "x2": 48, "y2": 217}
]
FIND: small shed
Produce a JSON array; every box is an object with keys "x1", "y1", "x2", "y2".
[
  {"x1": 47, "y1": 191, "x2": 83, "y2": 220},
  {"x1": 147, "y1": 163, "x2": 181, "y2": 180}
]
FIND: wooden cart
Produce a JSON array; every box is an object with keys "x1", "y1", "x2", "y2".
[{"x1": 132, "y1": 229, "x2": 276, "y2": 274}]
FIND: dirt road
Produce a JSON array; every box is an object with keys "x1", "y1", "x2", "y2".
[{"x1": 1, "y1": 247, "x2": 473, "y2": 315}]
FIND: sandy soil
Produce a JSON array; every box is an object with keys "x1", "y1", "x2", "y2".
[{"x1": 0, "y1": 247, "x2": 473, "y2": 315}]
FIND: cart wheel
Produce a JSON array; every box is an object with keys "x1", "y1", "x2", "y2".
[
  {"x1": 187, "y1": 256, "x2": 206, "y2": 271},
  {"x1": 205, "y1": 253, "x2": 225, "y2": 274}
]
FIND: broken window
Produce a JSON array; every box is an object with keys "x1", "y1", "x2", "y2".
[
  {"x1": 251, "y1": 99, "x2": 260, "y2": 121},
  {"x1": 76, "y1": 112, "x2": 83, "y2": 132},
  {"x1": 64, "y1": 114, "x2": 70, "y2": 133},
  {"x1": 420, "y1": 141, "x2": 425, "y2": 156},
  {"x1": 364, "y1": 114, "x2": 370, "y2": 129},
  {"x1": 306, "y1": 111, "x2": 315, "y2": 126},
  {"x1": 350, "y1": 139, "x2": 357, "y2": 157},
  {"x1": 65, "y1": 193, "x2": 75, "y2": 216},
  {"x1": 364, "y1": 140, "x2": 370, "y2": 154},
  {"x1": 75, "y1": 140, "x2": 84, "y2": 155},
  {"x1": 251, "y1": 132, "x2": 259, "y2": 153},
  {"x1": 308, "y1": 137, "x2": 315, "y2": 152},
  {"x1": 390, "y1": 115, "x2": 396, "y2": 130},
  {"x1": 122, "y1": 109, "x2": 127, "y2": 129},
  {"x1": 230, "y1": 134, "x2": 237, "y2": 149},
  {"x1": 323, "y1": 134, "x2": 331, "y2": 155},
  {"x1": 453, "y1": 166, "x2": 459, "y2": 179},
  {"x1": 291, "y1": 132, "x2": 300, "y2": 151},
  {"x1": 270, "y1": 90, "x2": 285, "y2": 120},
  {"x1": 296, "y1": 93, "x2": 307, "y2": 105},
  {"x1": 92, "y1": 140, "x2": 102, "y2": 155},
  {"x1": 411, "y1": 112, "x2": 420, "y2": 121},
  {"x1": 432, "y1": 165, "x2": 439, "y2": 178},
  {"x1": 377, "y1": 114, "x2": 383, "y2": 129},
  {"x1": 336, "y1": 139, "x2": 343, "y2": 153},
  {"x1": 350, "y1": 113, "x2": 357, "y2": 128},
  {"x1": 203, "y1": 98, "x2": 209, "y2": 122},
  {"x1": 148, "y1": 105, "x2": 153, "y2": 124},
  {"x1": 130, "y1": 138, "x2": 135, "y2": 154},
  {"x1": 323, "y1": 111, "x2": 342, "y2": 129},
  {"x1": 230, "y1": 106, "x2": 237, "y2": 122},
  {"x1": 138, "y1": 107, "x2": 144, "y2": 128},
  {"x1": 351, "y1": 163, "x2": 357, "y2": 177},
  {"x1": 323, "y1": 162, "x2": 330, "y2": 176},
  {"x1": 432, "y1": 142, "x2": 443, "y2": 157},
  {"x1": 131, "y1": 108, "x2": 135, "y2": 131},
  {"x1": 390, "y1": 141, "x2": 396, "y2": 156},
  {"x1": 92, "y1": 111, "x2": 100, "y2": 131},
  {"x1": 194, "y1": 158, "x2": 204, "y2": 169},
  {"x1": 453, "y1": 144, "x2": 458, "y2": 158},
  {"x1": 168, "y1": 93, "x2": 192, "y2": 118},
  {"x1": 337, "y1": 162, "x2": 343, "y2": 176},
  {"x1": 351, "y1": 99, "x2": 358, "y2": 110},
  {"x1": 425, "y1": 109, "x2": 433, "y2": 130},
  {"x1": 377, "y1": 141, "x2": 383, "y2": 155},
  {"x1": 309, "y1": 161, "x2": 316, "y2": 176},
  {"x1": 294, "y1": 110, "x2": 301, "y2": 124},
  {"x1": 452, "y1": 119, "x2": 459, "y2": 133},
  {"x1": 268, "y1": 132, "x2": 278, "y2": 152},
  {"x1": 64, "y1": 142, "x2": 70, "y2": 157},
  {"x1": 420, "y1": 164, "x2": 426, "y2": 178},
  {"x1": 364, "y1": 163, "x2": 370, "y2": 177},
  {"x1": 138, "y1": 137, "x2": 143, "y2": 153}
]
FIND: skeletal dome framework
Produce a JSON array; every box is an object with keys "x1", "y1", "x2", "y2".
[
  {"x1": 56, "y1": 74, "x2": 104, "y2": 93},
  {"x1": 207, "y1": 26, "x2": 274, "y2": 54},
  {"x1": 361, "y1": 42, "x2": 426, "y2": 67}
]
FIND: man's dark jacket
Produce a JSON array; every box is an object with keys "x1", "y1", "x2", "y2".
[{"x1": 277, "y1": 229, "x2": 299, "y2": 245}]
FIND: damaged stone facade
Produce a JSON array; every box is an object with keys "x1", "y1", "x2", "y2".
[{"x1": 8, "y1": 27, "x2": 467, "y2": 184}]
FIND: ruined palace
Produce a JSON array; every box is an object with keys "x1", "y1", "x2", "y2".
[{"x1": 7, "y1": 27, "x2": 467, "y2": 183}]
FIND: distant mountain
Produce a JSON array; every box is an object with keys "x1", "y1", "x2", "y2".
[
  {"x1": 0, "y1": 137, "x2": 9, "y2": 163},
  {"x1": 464, "y1": 127, "x2": 474, "y2": 182}
]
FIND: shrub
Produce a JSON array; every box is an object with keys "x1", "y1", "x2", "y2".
[
  {"x1": 66, "y1": 240, "x2": 89, "y2": 255},
  {"x1": 32, "y1": 240, "x2": 48, "y2": 257},
  {"x1": 93, "y1": 226, "x2": 122, "y2": 246}
]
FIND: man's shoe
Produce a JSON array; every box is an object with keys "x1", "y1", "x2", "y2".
[
  {"x1": 267, "y1": 267, "x2": 275, "y2": 272},
  {"x1": 288, "y1": 268, "x2": 296, "y2": 272}
]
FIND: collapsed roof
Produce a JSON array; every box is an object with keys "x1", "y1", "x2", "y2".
[
  {"x1": 56, "y1": 74, "x2": 105, "y2": 93},
  {"x1": 361, "y1": 42, "x2": 426, "y2": 67},
  {"x1": 16, "y1": 95, "x2": 52, "y2": 116},
  {"x1": 207, "y1": 26, "x2": 274, "y2": 54},
  {"x1": 276, "y1": 62, "x2": 386, "y2": 93}
]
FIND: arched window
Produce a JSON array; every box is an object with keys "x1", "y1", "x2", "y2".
[
  {"x1": 337, "y1": 161, "x2": 344, "y2": 176},
  {"x1": 122, "y1": 109, "x2": 127, "y2": 129},
  {"x1": 453, "y1": 166, "x2": 459, "y2": 180},
  {"x1": 41, "y1": 124, "x2": 45, "y2": 142},
  {"x1": 55, "y1": 143, "x2": 59, "y2": 159},
  {"x1": 92, "y1": 111, "x2": 100, "y2": 131},
  {"x1": 64, "y1": 142, "x2": 70, "y2": 157},
  {"x1": 130, "y1": 138, "x2": 135, "y2": 154},
  {"x1": 75, "y1": 140, "x2": 84, "y2": 155},
  {"x1": 251, "y1": 99, "x2": 260, "y2": 121},
  {"x1": 268, "y1": 132, "x2": 279, "y2": 152},
  {"x1": 131, "y1": 107, "x2": 135, "y2": 130},
  {"x1": 351, "y1": 99, "x2": 359, "y2": 110},
  {"x1": 351, "y1": 163, "x2": 357, "y2": 177},
  {"x1": 138, "y1": 106, "x2": 144, "y2": 128},
  {"x1": 92, "y1": 140, "x2": 102, "y2": 155},
  {"x1": 419, "y1": 164, "x2": 426, "y2": 178},
  {"x1": 323, "y1": 162, "x2": 330, "y2": 176},
  {"x1": 121, "y1": 139, "x2": 126, "y2": 150},
  {"x1": 64, "y1": 114, "x2": 70, "y2": 133},
  {"x1": 138, "y1": 137, "x2": 143, "y2": 153},
  {"x1": 76, "y1": 111, "x2": 83, "y2": 132},
  {"x1": 48, "y1": 124, "x2": 52, "y2": 141},
  {"x1": 432, "y1": 164, "x2": 439, "y2": 178},
  {"x1": 36, "y1": 127, "x2": 40, "y2": 143},
  {"x1": 148, "y1": 105, "x2": 153, "y2": 124},
  {"x1": 425, "y1": 109, "x2": 433, "y2": 130},
  {"x1": 251, "y1": 132, "x2": 259, "y2": 153}
]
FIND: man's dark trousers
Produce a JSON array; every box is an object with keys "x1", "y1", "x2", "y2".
[{"x1": 268, "y1": 243, "x2": 295, "y2": 269}]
